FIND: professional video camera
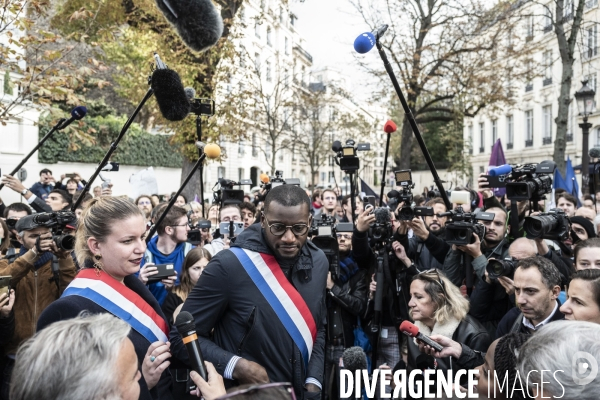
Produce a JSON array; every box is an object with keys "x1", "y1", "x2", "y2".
[
  {"x1": 261, "y1": 170, "x2": 301, "y2": 194},
  {"x1": 310, "y1": 214, "x2": 353, "y2": 280},
  {"x1": 439, "y1": 192, "x2": 495, "y2": 246},
  {"x1": 32, "y1": 211, "x2": 77, "y2": 251},
  {"x1": 187, "y1": 219, "x2": 211, "y2": 246},
  {"x1": 523, "y1": 208, "x2": 570, "y2": 241},
  {"x1": 486, "y1": 257, "x2": 517, "y2": 280},
  {"x1": 388, "y1": 170, "x2": 434, "y2": 220},
  {"x1": 213, "y1": 178, "x2": 253, "y2": 207},
  {"x1": 486, "y1": 160, "x2": 556, "y2": 202},
  {"x1": 332, "y1": 139, "x2": 370, "y2": 172}
]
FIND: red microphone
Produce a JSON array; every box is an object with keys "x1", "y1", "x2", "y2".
[
  {"x1": 399, "y1": 321, "x2": 444, "y2": 352},
  {"x1": 383, "y1": 120, "x2": 397, "y2": 134}
]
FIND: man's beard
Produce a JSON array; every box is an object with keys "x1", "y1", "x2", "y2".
[{"x1": 431, "y1": 226, "x2": 445, "y2": 238}]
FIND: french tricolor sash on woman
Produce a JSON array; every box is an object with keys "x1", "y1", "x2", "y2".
[
  {"x1": 230, "y1": 247, "x2": 317, "y2": 368},
  {"x1": 62, "y1": 269, "x2": 169, "y2": 344}
]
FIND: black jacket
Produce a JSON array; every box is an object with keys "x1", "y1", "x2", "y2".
[
  {"x1": 169, "y1": 224, "x2": 328, "y2": 399},
  {"x1": 398, "y1": 230, "x2": 450, "y2": 272},
  {"x1": 496, "y1": 302, "x2": 565, "y2": 339},
  {"x1": 468, "y1": 277, "x2": 514, "y2": 338},
  {"x1": 37, "y1": 274, "x2": 172, "y2": 400},
  {"x1": 407, "y1": 315, "x2": 491, "y2": 384}
]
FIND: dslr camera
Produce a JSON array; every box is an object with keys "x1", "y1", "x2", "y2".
[
  {"x1": 439, "y1": 192, "x2": 494, "y2": 246},
  {"x1": 388, "y1": 170, "x2": 434, "y2": 220},
  {"x1": 523, "y1": 208, "x2": 570, "y2": 241},
  {"x1": 486, "y1": 257, "x2": 516, "y2": 280},
  {"x1": 32, "y1": 211, "x2": 77, "y2": 251},
  {"x1": 187, "y1": 220, "x2": 211, "y2": 245}
]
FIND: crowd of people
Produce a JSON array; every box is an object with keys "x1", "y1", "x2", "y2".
[{"x1": 0, "y1": 166, "x2": 600, "y2": 400}]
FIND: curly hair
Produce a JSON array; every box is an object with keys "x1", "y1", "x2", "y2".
[{"x1": 493, "y1": 333, "x2": 533, "y2": 399}]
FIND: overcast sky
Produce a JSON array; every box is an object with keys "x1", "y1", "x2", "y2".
[{"x1": 291, "y1": 0, "x2": 382, "y2": 105}]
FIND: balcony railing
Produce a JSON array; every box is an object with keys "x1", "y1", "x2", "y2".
[
  {"x1": 543, "y1": 77, "x2": 553, "y2": 86},
  {"x1": 543, "y1": 137, "x2": 552, "y2": 145},
  {"x1": 507, "y1": 142, "x2": 513, "y2": 149},
  {"x1": 293, "y1": 45, "x2": 313, "y2": 63},
  {"x1": 525, "y1": 139, "x2": 533, "y2": 147}
]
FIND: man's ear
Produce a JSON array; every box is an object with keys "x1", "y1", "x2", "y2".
[{"x1": 551, "y1": 285, "x2": 561, "y2": 299}]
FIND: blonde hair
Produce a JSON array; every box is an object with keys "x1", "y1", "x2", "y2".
[
  {"x1": 412, "y1": 270, "x2": 469, "y2": 324},
  {"x1": 75, "y1": 196, "x2": 144, "y2": 267}
]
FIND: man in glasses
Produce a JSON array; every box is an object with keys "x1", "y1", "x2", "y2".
[
  {"x1": 138, "y1": 204, "x2": 190, "y2": 305},
  {"x1": 324, "y1": 231, "x2": 368, "y2": 400},
  {"x1": 135, "y1": 195, "x2": 154, "y2": 224},
  {"x1": 171, "y1": 184, "x2": 327, "y2": 399}
]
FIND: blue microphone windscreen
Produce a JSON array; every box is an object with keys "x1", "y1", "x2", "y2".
[
  {"x1": 354, "y1": 32, "x2": 376, "y2": 54},
  {"x1": 71, "y1": 106, "x2": 87, "y2": 120},
  {"x1": 488, "y1": 164, "x2": 512, "y2": 177}
]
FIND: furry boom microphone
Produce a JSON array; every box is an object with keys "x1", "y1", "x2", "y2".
[{"x1": 155, "y1": 0, "x2": 224, "y2": 52}]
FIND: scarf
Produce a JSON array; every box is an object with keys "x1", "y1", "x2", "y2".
[
  {"x1": 19, "y1": 246, "x2": 54, "y2": 269},
  {"x1": 312, "y1": 201, "x2": 322, "y2": 210},
  {"x1": 338, "y1": 255, "x2": 359, "y2": 284}
]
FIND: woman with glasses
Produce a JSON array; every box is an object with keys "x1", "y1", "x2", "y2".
[{"x1": 407, "y1": 270, "x2": 491, "y2": 385}]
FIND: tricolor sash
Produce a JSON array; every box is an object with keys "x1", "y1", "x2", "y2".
[
  {"x1": 230, "y1": 247, "x2": 317, "y2": 368},
  {"x1": 62, "y1": 269, "x2": 169, "y2": 344}
]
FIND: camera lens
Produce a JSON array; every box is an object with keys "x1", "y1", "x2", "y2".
[
  {"x1": 398, "y1": 206, "x2": 414, "y2": 221},
  {"x1": 523, "y1": 215, "x2": 558, "y2": 239},
  {"x1": 486, "y1": 258, "x2": 515, "y2": 280},
  {"x1": 55, "y1": 234, "x2": 75, "y2": 251}
]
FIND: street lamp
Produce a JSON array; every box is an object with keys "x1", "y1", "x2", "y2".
[{"x1": 575, "y1": 80, "x2": 596, "y2": 194}]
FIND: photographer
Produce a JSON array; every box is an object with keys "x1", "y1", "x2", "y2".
[
  {"x1": 204, "y1": 204, "x2": 242, "y2": 256},
  {"x1": 0, "y1": 214, "x2": 76, "y2": 398},
  {"x1": 396, "y1": 198, "x2": 450, "y2": 272}
]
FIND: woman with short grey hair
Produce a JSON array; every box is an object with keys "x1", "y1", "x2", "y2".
[{"x1": 11, "y1": 313, "x2": 140, "y2": 400}]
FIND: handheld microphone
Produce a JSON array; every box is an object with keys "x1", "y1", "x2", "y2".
[
  {"x1": 590, "y1": 147, "x2": 600, "y2": 159},
  {"x1": 399, "y1": 321, "x2": 444, "y2": 352},
  {"x1": 57, "y1": 106, "x2": 88, "y2": 129},
  {"x1": 155, "y1": 0, "x2": 224, "y2": 52},
  {"x1": 383, "y1": 120, "x2": 397, "y2": 134},
  {"x1": 332, "y1": 140, "x2": 342, "y2": 152},
  {"x1": 488, "y1": 164, "x2": 512, "y2": 177},
  {"x1": 342, "y1": 346, "x2": 368, "y2": 371},
  {"x1": 175, "y1": 311, "x2": 208, "y2": 382},
  {"x1": 151, "y1": 68, "x2": 191, "y2": 121},
  {"x1": 353, "y1": 25, "x2": 389, "y2": 54}
]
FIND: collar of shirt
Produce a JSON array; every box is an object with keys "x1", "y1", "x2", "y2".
[{"x1": 522, "y1": 300, "x2": 559, "y2": 331}]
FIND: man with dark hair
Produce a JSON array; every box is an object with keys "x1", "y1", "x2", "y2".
[
  {"x1": 397, "y1": 197, "x2": 450, "y2": 272},
  {"x1": 2, "y1": 203, "x2": 32, "y2": 262},
  {"x1": 496, "y1": 256, "x2": 564, "y2": 338},
  {"x1": 204, "y1": 204, "x2": 242, "y2": 256},
  {"x1": 557, "y1": 193, "x2": 577, "y2": 217},
  {"x1": 170, "y1": 184, "x2": 327, "y2": 399},
  {"x1": 28, "y1": 168, "x2": 54, "y2": 200},
  {"x1": 135, "y1": 195, "x2": 154, "y2": 223},
  {"x1": 138, "y1": 204, "x2": 190, "y2": 305},
  {"x1": 45, "y1": 189, "x2": 71, "y2": 211},
  {"x1": 311, "y1": 190, "x2": 323, "y2": 217},
  {"x1": 239, "y1": 201, "x2": 256, "y2": 228}
]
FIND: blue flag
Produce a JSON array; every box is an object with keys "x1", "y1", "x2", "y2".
[{"x1": 565, "y1": 157, "x2": 582, "y2": 207}]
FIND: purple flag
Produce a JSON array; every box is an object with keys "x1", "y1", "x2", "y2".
[{"x1": 488, "y1": 139, "x2": 507, "y2": 197}]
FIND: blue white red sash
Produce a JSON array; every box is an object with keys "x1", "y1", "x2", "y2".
[
  {"x1": 62, "y1": 269, "x2": 169, "y2": 344},
  {"x1": 230, "y1": 247, "x2": 317, "y2": 368}
]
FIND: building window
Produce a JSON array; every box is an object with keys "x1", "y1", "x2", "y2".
[
  {"x1": 260, "y1": 0, "x2": 265, "y2": 10},
  {"x1": 238, "y1": 140, "x2": 245, "y2": 155},
  {"x1": 266, "y1": 26, "x2": 272, "y2": 46},
  {"x1": 543, "y1": 50, "x2": 553, "y2": 85},
  {"x1": 587, "y1": 73, "x2": 597, "y2": 93},
  {"x1": 290, "y1": 14, "x2": 296, "y2": 26},
  {"x1": 506, "y1": 115, "x2": 514, "y2": 148},
  {"x1": 279, "y1": 7, "x2": 285, "y2": 24},
  {"x1": 468, "y1": 125, "x2": 474, "y2": 154},
  {"x1": 266, "y1": 61, "x2": 271, "y2": 82},
  {"x1": 255, "y1": 21, "x2": 260, "y2": 38},
  {"x1": 595, "y1": 127, "x2": 600, "y2": 146},
  {"x1": 544, "y1": 6, "x2": 553, "y2": 32},
  {"x1": 284, "y1": 69, "x2": 289, "y2": 88},
  {"x1": 543, "y1": 105, "x2": 552, "y2": 144},
  {"x1": 586, "y1": 24, "x2": 598, "y2": 59},
  {"x1": 491, "y1": 119, "x2": 497, "y2": 146},
  {"x1": 525, "y1": 110, "x2": 533, "y2": 146},
  {"x1": 587, "y1": 0, "x2": 599, "y2": 8},
  {"x1": 254, "y1": 53, "x2": 260, "y2": 69},
  {"x1": 564, "y1": 0, "x2": 574, "y2": 21},
  {"x1": 525, "y1": 15, "x2": 534, "y2": 40},
  {"x1": 285, "y1": 37, "x2": 289, "y2": 55},
  {"x1": 252, "y1": 133, "x2": 258, "y2": 157},
  {"x1": 479, "y1": 122, "x2": 485, "y2": 153},
  {"x1": 217, "y1": 167, "x2": 226, "y2": 179},
  {"x1": 238, "y1": 168, "x2": 244, "y2": 182},
  {"x1": 525, "y1": 59, "x2": 533, "y2": 91}
]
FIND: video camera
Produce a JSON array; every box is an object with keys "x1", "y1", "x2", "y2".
[
  {"x1": 261, "y1": 170, "x2": 301, "y2": 193},
  {"x1": 187, "y1": 219, "x2": 211, "y2": 246},
  {"x1": 486, "y1": 160, "x2": 555, "y2": 201},
  {"x1": 486, "y1": 257, "x2": 516, "y2": 280},
  {"x1": 332, "y1": 139, "x2": 370, "y2": 172},
  {"x1": 310, "y1": 214, "x2": 353, "y2": 281},
  {"x1": 213, "y1": 178, "x2": 253, "y2": 207},
  {"x1": 32, "y1": 211, "x2": 77, "y2": 251},
  {"x1": 388, "y1": 170, "x2": 434, "y2": 220},
  {"x1": 523, "y1": 208, "x2": 570, "y2": 241},
  {"x1": 439, "y1": 192, "x2": 495, "y2": 245}
]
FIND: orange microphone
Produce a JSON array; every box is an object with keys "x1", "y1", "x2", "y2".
[
  {"x1": 203, "y1": 143, "x2": 221, "y2": 159},
  {"x1": 260, "y1": 173, "x2": 270, "y2": 184}
]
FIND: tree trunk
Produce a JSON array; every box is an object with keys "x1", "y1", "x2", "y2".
[
  {"x1": 554, "y1": 61, "x2": 573, "y2": 176},
  {"x1": 179, "y1": 157, "x2": 207, "y2": 206},
  {"x1": 398, "y1": 115, "x2": 413, "y2": 169}
]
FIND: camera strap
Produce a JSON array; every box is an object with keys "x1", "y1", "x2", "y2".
[{"x1": 49, "y1": 255, "x2": 60, "y2": 291}]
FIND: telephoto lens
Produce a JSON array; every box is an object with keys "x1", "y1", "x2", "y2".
[{"x1": 486, "y1": 257, "x2": 516, "y2": 280}]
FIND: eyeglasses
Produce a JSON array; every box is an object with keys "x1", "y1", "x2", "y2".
[
  {"x1": 419, "y1": 269, "x2": 446, "y2": 294},
  {"x1": 138, "y1": 201, "x2": 152, "y2": 206},
  {"x1": 263, "y1": 213, "x2": 310, "y2": 236},
  {"x1": 336, "y1": 234, "x2": 352, "y2": 240},
  {"x1": 217, "y1": 382, "x2": 296, "y2": 400}
]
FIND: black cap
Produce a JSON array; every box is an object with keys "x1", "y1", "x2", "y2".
[{"x1": 15, "y1": 215, "x2": 43, "y2": 232}]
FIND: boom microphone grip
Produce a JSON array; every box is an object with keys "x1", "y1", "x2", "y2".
[
  {"x1": 175, "y1": 311, "x2": 208, "y2": 381},
  {"x1": 151, "y1": 68, "x2": 191, "y2": 121},
  {"x1": 399, "y1": 321, "x2": 444, "y2": 352},
  {"x1": 488, "y1": 164, "x2": 512, "y2": 177},
  {"x1": 155, "y1": 0, "x2": 224, "y2": 52}
]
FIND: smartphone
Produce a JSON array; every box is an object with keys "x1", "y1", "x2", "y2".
[
  {"x1": 0, "y1": 276, "x2": 11, "y2": 298},
  {"x1": 147, "y1": 264, "x2": 176, "y2": 284},
  {"x1": 219, "y1": 221, "x2": 244, "y2": 237},
  {"x1": 65, "y1": 173, "x2": 77, "y2": 179},
  {"x1": 482, "y1": 174, "x2": 507, "y2": 188}
]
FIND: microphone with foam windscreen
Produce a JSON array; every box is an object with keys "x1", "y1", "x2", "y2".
[
  {"x1": 154, "y1": 0, "x2": 224, "y2": 52},
  {"x1": 488, "y1": 164, "x2": 512, "y2": 177},
  {"x1": 260, "y1": 173, "x2": 270, "y2": 184},
  {"x1": 590, "y1": 147, "x2": 600, "y2": 159},
  {"x1": 354, "y1": 25, "x2": 389, "y2": 54},
  {"x1": 383, "y1": 120, "x2": 397, "y2": 134},
  {"x1": 184, "y1": 86, "x2": 196, "y2": 101},
  {"x1": 373, "y1": 207, "x2": 391, "y2": 225},
  {"x1": 332, "y1": 140, "x2": 342, "y2": 153},
  {"x1": 342, "y1": 346, "x2": 368, "y2": 371},
  {"x1": 175, "y1": 311, "x2": 208, "y2": 383},
  {"x1": 399, "y1": 321, "x2": 444, "y2": 352},
  {"x1": 151, "y1": 67, "x2": 191, "y2": 121}
]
